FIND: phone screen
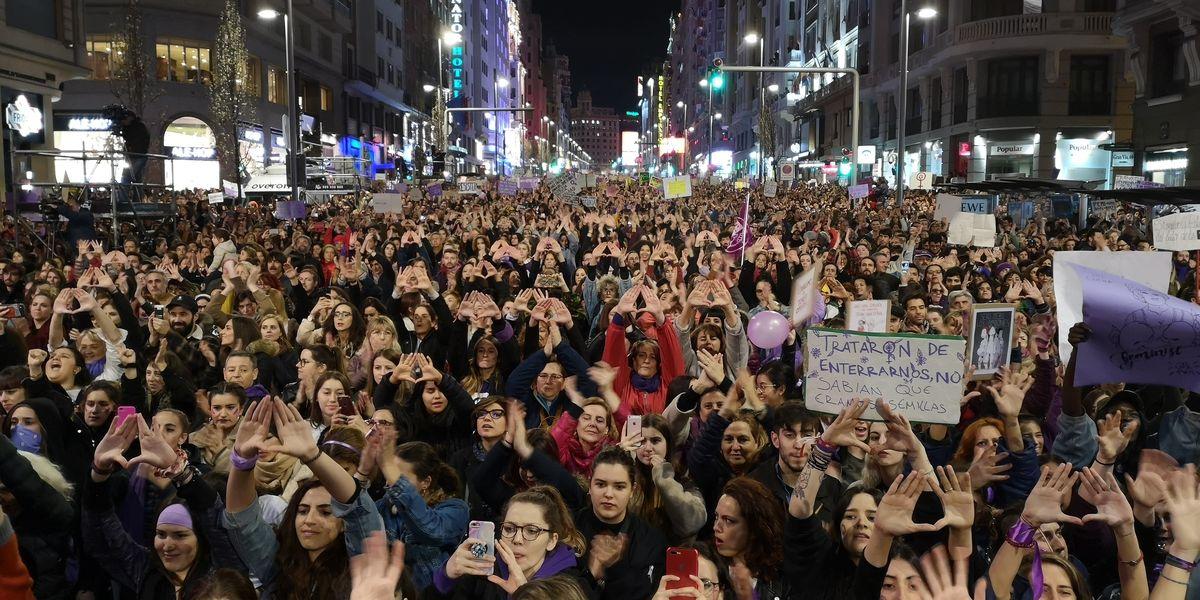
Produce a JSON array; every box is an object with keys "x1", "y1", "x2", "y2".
[{"x1": 337, "y1": 394, "x2": 357, "y2": 416}]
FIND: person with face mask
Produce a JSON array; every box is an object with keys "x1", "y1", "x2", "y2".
[
  {"x1": 0, "y1": 432, "x2": 74, "y2": 599},
  {"x1": 84, "y1": 414, "x2": 245, "y2": 599}
]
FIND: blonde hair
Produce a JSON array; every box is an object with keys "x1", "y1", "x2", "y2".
[
  {"x1": 577, "y1": 397, "x2": 619, "y2": 441},
  {"x1": 18, "y1": 451, "x2": 74, "y2": 499}
]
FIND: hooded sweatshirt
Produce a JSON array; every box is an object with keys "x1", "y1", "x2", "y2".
[{"x1": 429, "y1": 543, "x2": 582, "y2": 599}]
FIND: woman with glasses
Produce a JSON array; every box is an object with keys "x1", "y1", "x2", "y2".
[
  {"x1": 283, "y1": 344, "x2": 342, "y2": 409},
  {"x1": 449, "y1": 395, "x2": 509, "y2": 520},
  {"x1": 649, "y1": 542, "x2": 730, "y2": 600},
  {"x1": 359, "y1": 436, "x2": 468, "y2": 592},
  {"x1": 430, "y1": 485, "x2": 589, "y2": 599}
]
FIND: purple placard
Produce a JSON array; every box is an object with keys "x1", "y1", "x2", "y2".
[
  {"x1": 427, "y1": 182, "x2": 443, "y2": 197},
  {"x1": 518, "y1": 178, "x2": 539, "y2": 191},
  {"x1": 1073, "y1": 263, "x2": 1200, "y2": 391},
  {"x1": 274, "y1": 200, "x2": 307, "y2": 221},
  {"x1": 498, "y1": 179, "x2": 518, "y2": 196}
]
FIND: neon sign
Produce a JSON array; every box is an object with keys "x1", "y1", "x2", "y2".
[
  {"x1": 449, "y1": 0, "x2": 465, "y2": 99},
  {"x1": 4, "y1": 95, "x2": 43, "y2": 138}
]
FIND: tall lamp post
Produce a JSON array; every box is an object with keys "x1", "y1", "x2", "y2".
[
  {"x1": 744, "y1": 32, "x2": 765, "y2": 181},
  {"x1": 676, "y1": 100, "x2": 687, "y2": 172},
  {"x1": 494, "y1": 77, "x2": 509, "y2": 175},
  {"x1": 258, "y1": 2, "x2": 299, "y2": 201},
  {"x1": 895, "y1": 2, "x2": 938, "y2": 206}
]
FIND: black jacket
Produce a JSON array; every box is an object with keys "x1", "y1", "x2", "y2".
[
  {"x1": 0, "y1": 435, "x2": 74, "y2": 600},
  {"x1": 575, "y1": 510, "x2": 667, "y2": 600}
]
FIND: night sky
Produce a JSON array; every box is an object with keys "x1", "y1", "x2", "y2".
[{"x1": 530, "y1": 0, "x2": 681, "y2": 112}]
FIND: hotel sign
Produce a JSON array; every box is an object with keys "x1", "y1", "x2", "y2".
[{"x1": 448, "y1": 0, "x2": 465, "y2": 99}]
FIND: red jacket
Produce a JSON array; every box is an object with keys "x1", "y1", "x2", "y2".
[{"x1": 602, "y1": 316, "x2": 685, "y2": 415}]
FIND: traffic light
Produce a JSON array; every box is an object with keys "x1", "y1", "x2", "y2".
[{"x1": 711, "y1": 73, "x2": 724, "y2": 90}]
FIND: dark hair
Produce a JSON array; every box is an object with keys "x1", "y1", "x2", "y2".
[
  {"x1": 188, "y1": 568, "x2": 256, "y2": 600},
  {"x1": 592, "y1": 446, "x2": 636, "y2": 484},
  {"x1": 80, "y1": 380, "x2": 122, "y2": 406},
  {"x1": 0, "y1": 366, "x2": 27, "y2": 390},
  {"x1": 213, "y1": 228, "x2": 230, "y2": 241},
  {"x1": 224, "y1": 350, "x2": 256, "y2": 367},
  {"x1": 505, "y1": 428, "x2": 559, "y2": 491},
  {"x1": 395, "y1": 441, "x2": 461, "y2": 504},
  {"x1": 207, "y1": 382, "x2": 248, "y2": 407},
  {"x1": 688, "y1": 323, "x2": 725, "y2": 354},
  {"x1": 309, "y1": 372, "x2": 353, "y2": 424},
  {"x1": 720, "y1": 477, "x2": 785, "y2": 580},
  {"x1": 224, "y1": 315, "x2": 261, "y2": 350},
  {"x1": 274, "y1": 479, "x2": 351, "y2": 599},
  {"x1": 302, "y1": 344, "x2": 345, "y2": 375},
  {"x1": 319, "y1": 425, "x2": 365, "y2": 466},
  {"x1": 773, "y1": 402, "x2": 819, "y2": 435},
  {"x1": 510, "y1": 575, "x2": 590, "y2": 600},
  {"x1": 154, "y1": 407, "x2": 191, "y2": 434},
  {"x1": 756, "y1": 361, "x2": 795, "y2": 398},
  {"x1": 149, "y1": 502, "x2": 214, "y2": 593},
  {"x1": 320, "y1": 302, "x2": 367, "y2": 354},
  {"x1": 832, "y1": 488, "x2": 885, "y2": 556},
  {"x1": 677, "y1": 541, "x2": 732, "y2": 595}
]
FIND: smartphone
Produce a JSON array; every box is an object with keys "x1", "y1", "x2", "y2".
[
  {"x1": 623, "y1": 415, "x2": 642, "y2": 441},
  {"x1": 116, "y1": 405, "x2": 138, "y2": 428},
  {"x1": 10, "y1": 425, "x2": 42, "y2": 454},
  {"x1": 0, "y1": 304, "x2": 26, "y2": 319},
  {"x1": 468, "y1": 521, "x2": 496, "y2": 575},
  {"x1": 153, "y1": 305, "x2": 165, "y2": 319},
  {"x1": 665, "y1": 547, "x2": 699, "y2": 596},
  {"x1": 336, "y1": 393, "x2": 357, "y2": 417},
  {"x1": 900, "y1": 261, "x2": 911, "y2": 271}
]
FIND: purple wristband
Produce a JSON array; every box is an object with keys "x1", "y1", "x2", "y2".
[
  {"x1": 815, "y1": 438, "x2": 838, "y2": 454},
  {"x1": 1007, "y1": 518, "x2": 1037, "y2": 548},
  {"x1": 229, "y1": 450, "x2": 258, "y2": 472},
  {"x1": 1166, "y1": 554, "x2": 1197, "y2": 572}
]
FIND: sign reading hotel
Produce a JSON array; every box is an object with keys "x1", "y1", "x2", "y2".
[{"x1": 448, "y1": 0, "x2": 465, "y2": 99}]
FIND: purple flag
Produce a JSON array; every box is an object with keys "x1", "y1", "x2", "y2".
[
  {"x1": 1073, "y1": 264, "x2": 1200, "y2": 391},
  {"x1": 725, "y1": 192, "x2": 755, "y2": 257}
]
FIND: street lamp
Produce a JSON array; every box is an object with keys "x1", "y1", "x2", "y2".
[
  {"x1": 257, "y1": 2, "x2": 300, "y2": 202},
  {"x1": 895, "y1": 3, "x2": 938, "y2": 205},
  {"x1": 423, "y1": 84, "x2": 435, "y2": 93},
  {"x1": 744, "y1": 31, "x2": 767, "y2": 181},
  {"x1": 494, "y1": 77, "x2": 510, "y2": 175}
]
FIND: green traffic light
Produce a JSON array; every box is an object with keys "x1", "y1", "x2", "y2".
[{"x1": 710, "y1": 74, "x2": 724, "y2": 90}]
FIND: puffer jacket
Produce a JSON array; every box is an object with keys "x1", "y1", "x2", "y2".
[{"x1": 0, "y1": 435, "x2": 74, "y2": 600}]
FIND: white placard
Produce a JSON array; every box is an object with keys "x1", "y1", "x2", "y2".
[
  {"x1": 207, "y1": 191, "x2": 225, "y2": 205},
  {"x1": 803, "y1": 328, "x2": 967, "y2": 425},
  {"x1": 1052, "y1": 251, "x2": 1173, "y2": 365},
  {"x1": 459, "y1": 181, "x2": 482, "y2": 195},
  {"x1": 764, "y1": 180, "x2": 778, "y2": 198},
  {"x1": 780, "y1": 162, "x2": 795, "y2": 181},
  {"x1": 790, "y1": 262, "x2": 822, "y2": 327},
  {"x1": 934, "y1": 193, "x2": 961, "y2": 222},
  {"x1": 849, "y1": 183, "x2": 870, "y2": 199},
  {"x1": 948, "y1": 212, "x2": 996, "y2": 247},
  {"x1": 548, "y1": 173, "x2": 581, "y2": 199},
  {"x1": 857, "y1": 145, "x2": 877, "y2": 165},
  {"x1": 372, "y1": 192, "x2": 405, "y2": 213},
  {"x1": 1113, "y1": 175, "x2": 1145, "y2": 190},
  {"x1": 1154, "y1": 212, "x2": 1200, "y2": 251},
  {"x1": 909, "y1": 171, "x2": 933, "y2": 190},
  {"x1": 662, "y1": 175, "x2": 693, "y2": 199},
  {"x1": 846, "y1": 300, "x2": 890, "y2": 333}
]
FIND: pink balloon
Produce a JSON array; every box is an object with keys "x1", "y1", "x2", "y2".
[{"x1": 747, "y1": 311, "x2": 790, "y2": 348}]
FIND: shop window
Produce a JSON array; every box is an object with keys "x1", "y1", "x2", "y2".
[
  {"x1": 86, "y1": 36, "x2": 124, "y2": 80},
  {"x1": 155, "y1": 39, "x2": 212, "y2": 84},
  {"x1": 320, "y1": 85, "x2": 332, "y2": 111}
]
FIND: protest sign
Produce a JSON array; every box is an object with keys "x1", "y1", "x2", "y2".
[
  {"x1": 1072, "y1": 264, "x2": 1200, "y2": 392},
  {"x1": 934, "y1": 193, "x2": 962, "y2": 222},
  {"x1": 848, "y1": 183, "x2": 870, "y2": 199},
  {"x1": 968, "y1": 304, "x2": 1016, "y2": 380},
  {"x1": 846, "y1": 300, "x2": 890, "y2": 333},
  {"x1": 207, "y1": 191, "x2": 225, "y2": 205},
  {"x1": 803, "y1": 328, "x2": 967, "y2": 424},
  {"x1": 663, "y1": 175, "x2": 692, "y2": 199},
  {"x1": 948, "y1": 212, "x2": 996, "y2": 247},
  {"x1": 497, "y1": 178, "x2": 518, "y2": 196},
  {"x1": 764, "y1": 180, "x2": 778, "y2": 198},
  {"x1": 372, "y1": 192, "x2": 405, "y2": 214},
  {"x1": 581, "y1": 196, "x2": 597, "y2": 208},
  {"x1": 910, "y1": 171, "x2": 933, "y2": 190},
  {"x1": 459, "y1": 181, "x2": 483, "y2": 196},
  {"x1": 960, "y1": 195, "x2": 992, "y2": 214},
  {"x1": 548, "y1": 173, "x2": 581, "y2": 199},
  {"x1": 1053, "y1": 251, "x2": 1172, "y2": 365},
  {"x1": 605, "y1": 183, "x2": 619, "y2": 198},
  {"x1": 427, "y1": 182, "x2": 443, "y2": 198},
  {"x1": 790, "y1": 262, "x2": 823, "y2": 327},
  {"x1": 274, "y1": 200, "x2": 307, "y2": 221},
  {"x1": 518, "y1": 178, "x2": 540, "y2": 191},
  {"x1": 222, "y1": 179, "x2": 240, "y2": 199},
  {"x1": 1113, "y1": 175, "x2": 1145, "y2": 190},
  {"x1": 1153, "y1": 212, "x2": 1200, "y2": 251}
]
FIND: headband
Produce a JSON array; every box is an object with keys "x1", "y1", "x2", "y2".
[
  {"x1": 157, "y1": 504, "x2": 194, "y2": 530},
  {"x1": 321, "y1": 439, "x2": 361, "y2": 456}
]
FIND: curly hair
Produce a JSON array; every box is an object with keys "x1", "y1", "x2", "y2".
[{"x1": 719, "y1": 477, "x2": 785, "y2": 581}]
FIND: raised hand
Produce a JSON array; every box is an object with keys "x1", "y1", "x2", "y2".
[
  {"x1": 931, "y1": 466, "x2": 975, "y2": 529},
  {"x1": 966, "y1": 446, "x2": 1012, "y2": 490},
  {"x1": 588, "y1": 361, "x2": 617, "y2": 390},
  {"x1": 1079, "y1": 467, "x2": 1134, "y2": 528},
  {"x1": 350, "y1": 531, "x2": 406, "y2": 600},
  {"x1": 819, "y1": 399, "x2": 872, "y2": 453},
  {"x1": 615, "y1": 285, "x2": 640, "y2": 315},
  {"x1": 875, "y1": 401, "x2": 923, "y2": 456},
  {"x1": 389, "y1": 353, "x2": 420, "y2": 385},
  {"x1": 986, "y1": 366, "x2": 1032, "y2": 418},
  {"x1": 486, "y1": 539, "x2": 528, "y2": 594},
  {"x1": 233, "y1": 400, "x2": 274, "y2": 459},
  {"x1": 93, "y1": 414, "x2": 138, "y2": 473},
  {"x1": 696, "y1": 350, "x2": 726, "y2": 387},
  {"x1": 264, "y1": 397, "x2": 320, "y2": 462},
  {"x1": 1095, "y1": 410, "x2": 1138, "y2": 465},
  {"x1": 1021, "y1": 463, "x2": 1084, "y2": 528},
  {"x1": 444, "y1": 538, "x2": 497, "y2": 580},
  {"x1": 1164, "y1": 465, "x2": 1200, "y2": 553},
  {"x1": 127, "y1": 415, "x2": 181, "y2": 470},
  {"x1": 73, "y1": 288, "x2": 98, "y2": 313},
  {"x1": 52, "y1": 288, "x2": 75, "y2": 314},
  {"x1": 876, "y1": 471, "x2": 947, "y2": 536}
]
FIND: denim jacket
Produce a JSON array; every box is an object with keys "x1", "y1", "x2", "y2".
[
  {"x1": 379, "y1": 476, "x2": 469, "y2": 591},
  {"x1": 222, "y1": 483, "x2": 383, "y2": 598}
]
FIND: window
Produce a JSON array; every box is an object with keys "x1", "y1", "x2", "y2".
[
  {"x1": 1069, "y1": 55, "x2": 1110, "y2": 115},
  {"x1": 906, "y1": 88, "x2": 922, "y2": 134},
  {"x1": 242, "y1": 56, "x2": 262, "y2": 97},
  {"x1": 377, "y1": 11, "x2": 383, "y2": 32},
  {"x1": 267, "y1": 65, "x2": 284, "y2": 103},
  {"x1": 377, "y1": 57, "x2": 385, "y2": 78},
  {"x1": 952, "y1": 68, "x2": 968, "y2": 123},
  {"x1": 1150, "y1": 30, "x2": 1186, "y2": 98},
  {"x1": 5, "y1": 0, "x2": 57, "y2": 38},
  {"x1": 86, "y1": 36, "x2": 124, "y2": 80},
  {"x1": 319, "y1": 34, "x2": 333, "y2": 61},
  {"x1": 980, "y1": 56, "x2": 1039, "y2": 118},
  {"x1": 387, "y1": 20, "x2": 393, "y2": 41},
  {"x1": 968, "y1": 0, "x2": 1021, "y2": 21},
  {"x1": 297, "y1": 20, "x2": 311, "y2": 50},
  {"x1": 155, "y1": 39, "x2": 212, "y2": 84}
]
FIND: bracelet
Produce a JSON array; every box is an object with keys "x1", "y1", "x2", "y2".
[
  {"x1": 154, "y1": 449, "x2": 190, "y2": 479},
  {"x1": 1166, "y1": 553, "x2": 1197, "y2": 572},
  {"x1": 1120, "y1": 553, "x2": 1143, "y2": 567},
  {"x1": 301, "y1": 448, "x2": 323, "y2": 465},
  {"x1": 815, "y1": 438, "x2": 838, "y2": 454},
  {"x1": 229, "y1": 450, "x2": 259, "y2": 472},
  {"x1": 171, "y1": 464, "x2": 197, "y2": 487},
  {"x1": 1160, "y1": 574, "x2": 1189, "y2": 586},
  {"x1": 1006, "y1": 518, "x2": 1038, "y2": 549},
  {"x1": 92, "y1": 460, "x2": 116, "y2": 475},
  {"x1": 1095, "y1": 457, "x2": 1116, "y2": 466}
]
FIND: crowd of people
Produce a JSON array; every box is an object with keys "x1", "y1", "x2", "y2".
[{"x1": 0, "y1": 175, "x2": 1196, "y2": 600}]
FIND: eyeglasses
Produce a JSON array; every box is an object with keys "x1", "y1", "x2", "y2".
[
  {"x1": 366, "y1": 419, "x2": 395, "y2": 428},
  {"x1": 333, "y1": 311, "x2": 354, "y2": 318},
  {"x1": 537, "y1": 373, "x2": 564, "y2": 381},
  {"x1": 477, "y1": 409, "x2": 505, "y2": 421},
  {"x1": 755, "y1": 382, "x2": 778, "y2": 391},
  {"x1": 499, "y1": 522, "x2": 551, "y2": 541},
  {"x1": 699, "y1": 578, "x2": 718, "y2": 593},
  {"x1": 297, "y1": 358, "x2": 314, "y2": 366}
]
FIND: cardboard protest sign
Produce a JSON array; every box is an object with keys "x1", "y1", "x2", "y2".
[
  {"x1": 548, "y1": 174, "x2": 581, "y2": 199},
  {"x1": 497, "y1": 178, "x2": 518, "y2": 196},
  {"x1": 207, "y1": 191, "x2": 225, "y2": 205},
  {"x1": 372, "y1": 193, "x2": 405, "y2": 213},
  {"x1": 459, "y1": 181, "x2": 483, "y2": 195},
  {"x1": 427, "y1": 182, "x2": 443, "y2": 198},
  {"x1": 518, "y1": 178, "x2": 539, "y2": 191},
  {"x1": 789, "y1": 262, "x2": 823, "y2": 328},
  {"x1": 848, "y1": 183, "x2": 870, "y2": 199},
  {"x1": 1073, "y1": 264, "x2": 1200, "y2": 392},
  {"x1": 960, "y1": 195, "x2": 992, "y2": 214},
  {"x1": 846, "y1": 300, "x2": 890, "y2": 333},
  {"x1": 581, "y1": 196, "x2": 597, "y2": 208},
  {"x1": 764, "y1": 180, "x2": 778, "y2": 198},
  {"x1": 948, "y1": 212, "x2": 996, "y2": 247},
  {"x1": 662, "y1": 175, "x2": 692, "y2": 199},
  {"x1": 934, "y1": 194, "x2": 962, "y2": 222},
  {"x1": 274, "y1": 200, "x2": 307, "y2": 221},
  {"x1": 1153, "y1": 212, "x2": 1200, "y2": 251},
  {"x1": 968, "y1": 304, "x2": 1016, "y2": 379},
  {"x1": 1053, "y1": 251, "x2": 1172, "y2": 365},
  {"x1": 804, "y1": 328, "x2": 967, "y2": 424}
]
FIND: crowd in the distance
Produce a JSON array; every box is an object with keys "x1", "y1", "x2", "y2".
[{"x1": 0, "y1": 175, "x2": 1196, "y2": 600}]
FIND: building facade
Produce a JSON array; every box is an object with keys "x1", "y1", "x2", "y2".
[
  {"x1": 1, "y1": 0, "x2": 91, "y2": 201},
  {"x1": 1114, "y1": 0, "x2": 1199, "y2": 187},
  {"x1": 570, "y1": 90, "x2": 621, "y2": 169}
]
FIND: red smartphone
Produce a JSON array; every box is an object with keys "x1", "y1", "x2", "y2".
[
  {"x1": 116, "y1": 405, "x2": 138, "y2": 428},
  {"x1": 0, "y1": 304, "x2": 26, "y2": 319},
  {"x1": 336, "y1": 394, "x2": 356, "y2": 417},
  {"x1": 665, "y1": 547, "x2": 699, "y2": 596}
]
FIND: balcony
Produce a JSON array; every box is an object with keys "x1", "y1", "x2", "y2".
[{"x1": 956, "y1": 12, "x2": 1113, "y2": 44}]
